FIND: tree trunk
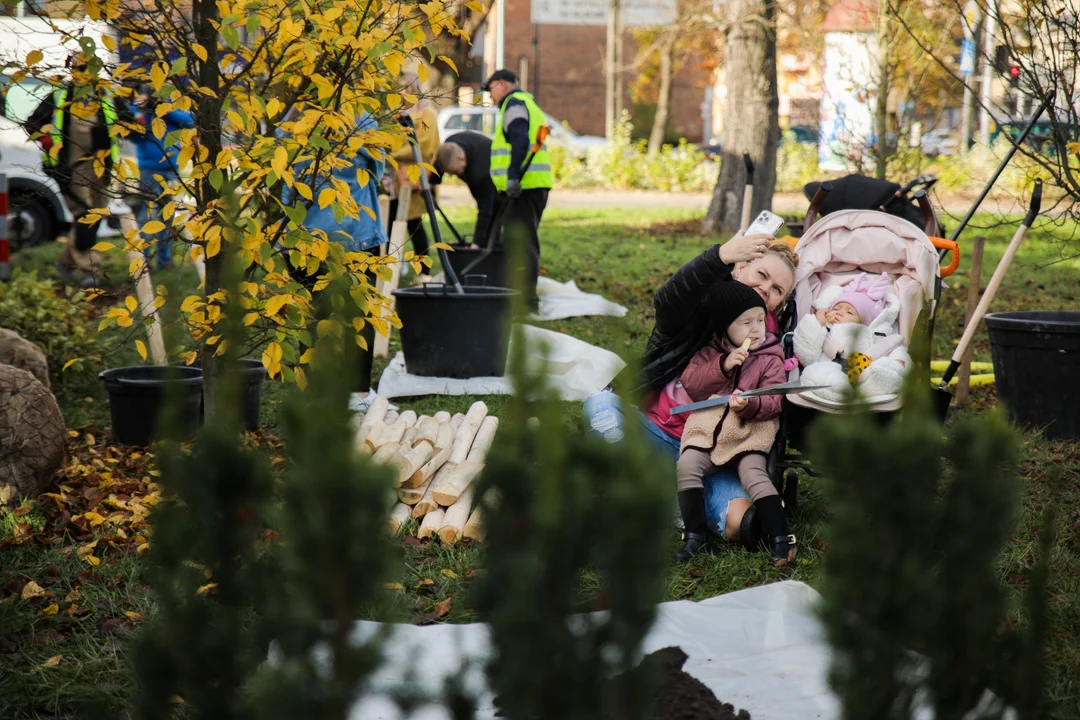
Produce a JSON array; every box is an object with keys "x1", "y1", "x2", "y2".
[
  {"x1": 874, "y1": 0, "x2": 891, "y2": 179},
  {"x1": 194, "y1": 0, "x2": 225, "y2": 422},
  {"x1": 648, "y1": 31, "x2": 676, "y2": 158},
  {"x1": 702, "y1": 0, "x2": 778, "y2": 235}
]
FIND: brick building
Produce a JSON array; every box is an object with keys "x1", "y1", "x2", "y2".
[{"x1": 473, "y1": 0, "x2": 710, "y2": 142}]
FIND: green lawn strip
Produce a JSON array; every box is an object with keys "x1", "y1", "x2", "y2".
[{"x1": 1, "y1": 207, "x2": 1078, "y2": 717}]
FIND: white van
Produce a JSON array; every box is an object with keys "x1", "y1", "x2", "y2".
[{"x1": 0, "y1": 13, "x2": 125, "y2": 250}]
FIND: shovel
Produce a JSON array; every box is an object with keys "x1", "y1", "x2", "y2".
[
  {"x1": 739, "y1": 153, "x2": 754, "y2": 232},
  {"x1": 459, "y1": 125, "x2": 550, "y2": 279},
  {"x1": 671, "y1": 380, "x2": 833, "y2": 415},
  {"x1": 398, "y1": 113, "x2": 463, "y2": 294},
  {"x1": 933, "y1": 181, "x2": 1042, "y2": 417}
]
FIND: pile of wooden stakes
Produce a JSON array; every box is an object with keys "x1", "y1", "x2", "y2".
[{"x1": 354, "y1": 398, "x2": 495, "y2": 544}]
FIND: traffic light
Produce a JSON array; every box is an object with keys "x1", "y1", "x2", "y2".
[{"x1": 1009, "y1": 64, "x2": 1021, "y2": 87}]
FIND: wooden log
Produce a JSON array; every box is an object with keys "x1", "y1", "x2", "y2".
[
  {"x1": 363, "y1": 421, "x2": 386, "y2": 450},
  {"x1": 418, "y1": 508, "x2": 445, "y2": 539},
  {"x1": 387, "y1": 502, "x2": 412, "y2": 534},
  {"x1": 388, "y1": 442, "x2": 411, "y2": 471},
  {"x1": 450, "y1": 402, "x2": 488, "y2": 464},
  {"x1": 416, "y1": 417, "x2": 440, "y2": 446},
  {"x1": 434, "y1": 422, "x2": 455, "y2": 453},
  {"x1": 450, "y1": 413, "x2": 465, "y2": 429},
  {"x1": 401, "y1": 426, "x2": 419, "y2": 448},
  {"x1": 463, "y1": 506, "x2": 484, "y2": 542},
  {"x1": 432, "y1": 460, "x2": 483, "y2": 507},
  {"x1": 397, "y1": 410, "x2": 417, "y2": 428},
  {"x1": 397, "y1": 441, "x2": 434, "y2": 487},
  {"x1": 384, "y1": 409, "x2": 399, "y2": 425},
  {"x1": 355, "y1": 396, "x2": 389, "y2": 447},
  {"x1": 405, "y1": 443, "x2": 451, "y2": 489},
  {"x1": 437, "y1": 486, "x2": 474, "y2": 545},
  {"x1": 433, "y1": 411, "x2": 452, "y2": 423},
  {"x1": 398, "y1": 476, "x2": 432, "y2": 505},
  {"x1": 415, "y1": 462, "x2": 455, "y2": 517},
  {"x1": 375, "y1": 417, "x2": 409, "y2": 447},
  {"x1": 371, "y1": 441, "x2": 401, "y2": 466},
  {"x1": 466, "y1": 416, "x2": 498, "y2": 463}
]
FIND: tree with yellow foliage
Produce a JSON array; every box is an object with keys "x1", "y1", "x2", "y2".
[{"x1": 13, "y1": 0, "x2": 477, "y2": 417}]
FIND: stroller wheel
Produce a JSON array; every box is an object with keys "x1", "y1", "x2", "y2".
[{"x1": 783, "y1": 470, "x2": 800, "y2": 515}]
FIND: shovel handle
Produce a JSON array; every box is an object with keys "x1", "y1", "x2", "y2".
[{"x1": 940, "y1": 181, "x2": 1042, "y2": 387}]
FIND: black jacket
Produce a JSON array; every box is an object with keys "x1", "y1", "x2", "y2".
[
  {"x1": 433, "y1": 131, "x2": 498, "y2": 245},
  {"x1": 638, "y1": 244, "x2": 735, "y2": 393}
]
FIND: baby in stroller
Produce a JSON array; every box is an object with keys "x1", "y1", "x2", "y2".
[
  {"x1": 675, "y1": 283, "x2": 796, "y2": 565},
  {"x1": 793, "y1": 271, "x2": 911, "y2": 402}
]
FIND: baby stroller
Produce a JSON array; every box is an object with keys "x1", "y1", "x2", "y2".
[{"x1": 768, "y1": 182, "x2": 960, "y2": 508}]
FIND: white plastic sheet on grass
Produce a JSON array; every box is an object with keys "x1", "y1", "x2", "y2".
[
  {"x1": 531, "y1": 276, "x2": 628, "y2": 321},
  {"x1": 330, "y1": 580, "x2": 837, "y2": 720},
  {"x1": 429, "y1": 275, "x2": 628, "y2": 321},
  {"x1": 374, "y1": 324, "x2": 626, "y2": 401}
]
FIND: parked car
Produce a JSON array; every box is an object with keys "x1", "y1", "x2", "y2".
[
  {"x1": 0, "y1": 73, "x2": 127, "y2": 250},
  {"x1": 920, "y1": 129, "x2": 959, "y2": 156},
  {"x1": 436, "y1": 105, "x2": 608, "y2": 156}
]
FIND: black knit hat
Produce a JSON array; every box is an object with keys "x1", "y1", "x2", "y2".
[{"x1": 703, "y1": 282, "x2": 767, "y2": 340}]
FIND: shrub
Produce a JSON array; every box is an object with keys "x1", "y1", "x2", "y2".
[
  {"x1": 775, "y1": 139, "x2": 823, "y2": 193},
  {"x1": 549, "y1": 114, "x2": 716, "y2": 193},
  {"x1": 0, "y1": 272, "x2": 100, "y2": 386}
]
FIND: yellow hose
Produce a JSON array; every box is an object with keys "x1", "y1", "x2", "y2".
[
  {"x1": 931, "y1": 360, "x2": 994, "y2": 372},
  {"x1": 931, "y1": 373, "x2": 995, "y2": 387}
]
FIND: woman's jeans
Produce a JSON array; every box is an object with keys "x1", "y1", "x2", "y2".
[
  {"x1": 137, "y1": 173, "x2": 179, "y2": 269},
  {"x1": 583, "y1": 391, "x2": 750, "y2": 537}
]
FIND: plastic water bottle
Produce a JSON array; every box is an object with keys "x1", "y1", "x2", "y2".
[{"x1": 583, "y1": 390, "x2": 624, "y2": 443}]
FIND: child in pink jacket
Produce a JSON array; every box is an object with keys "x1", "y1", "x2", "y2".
[{"x1": 674, "y1": 282, "x2": 794, "y2": 564}]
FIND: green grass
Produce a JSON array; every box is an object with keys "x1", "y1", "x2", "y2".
[{"x1": 2, "y1": 206, "x2": 1079, "y2": 718}]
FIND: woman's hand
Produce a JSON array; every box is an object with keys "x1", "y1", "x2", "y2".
[
  {"x1": 729, "y1": 390, "x2": 749, "y2": 411},
  {"x1": 719, "y1": 232, "x2": 774, "y2": 265},
  {"x1": 723, "y1": 348, "x2": 748, "y2": 373}
]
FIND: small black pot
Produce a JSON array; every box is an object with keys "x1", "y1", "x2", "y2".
[
  {"x1": 985, "y1": 311, "x2": 1080, "y2": 440},
  {"x1": 100, "y1": 366, "x2": 203, "y2": 446}
]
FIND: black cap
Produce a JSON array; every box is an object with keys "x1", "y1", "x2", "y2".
[
  {"x1": 482, "y1": 69, "x2": 518, "y2": 91},
  {"x1": 703, "y1": 282, "x2": 767, "y2": 340}
]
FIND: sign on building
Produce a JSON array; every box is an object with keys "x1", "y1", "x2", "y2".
[{"x1": 531, "y1": 0, "x2": 677, "y2": 28}]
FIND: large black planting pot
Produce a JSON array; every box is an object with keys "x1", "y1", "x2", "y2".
[
  {"x1": 984, "y1": 311, "x2": 1080, "y2": 440},
  {"x1": 99, "y1": 366, "x2": 203, "y2": 446},
  {"x1": 442, "y1": 244, "x2": 508, "y2": 290},
  {"x1": 181, "y1": 358, "x2": 267, "y2": 431},
  {"x1": 393, "y1": 283, "x2": 518, "y2": 378}
]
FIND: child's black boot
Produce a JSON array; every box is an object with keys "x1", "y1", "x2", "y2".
[
  {"x1": 753, "y1": 495, "x2": 796, "y2": 564},
  {"x1": 676, "y1": 488, "x2": 709, "y2": 563}
]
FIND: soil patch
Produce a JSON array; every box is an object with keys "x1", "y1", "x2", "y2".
[{"x1": 643, "y1": 646, "x2": 751, "y2": 720}]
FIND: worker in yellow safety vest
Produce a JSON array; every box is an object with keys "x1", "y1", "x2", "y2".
[
  {"x1": 483, "y1": 69, "x2": 553, "y2": 309},
  {"x1": 25, "y1": 52, "x2": 134, "y2": 285}
]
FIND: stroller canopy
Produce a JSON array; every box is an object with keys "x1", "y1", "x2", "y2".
[{"x1": 804, "y1": 174, "x2": 924, "y2": 230}]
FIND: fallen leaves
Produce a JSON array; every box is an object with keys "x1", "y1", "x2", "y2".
[
  {"x1": 21, "y1": 581, "x2": 47, "y2": 600},
  {"x1": 40, "y1": 654, "x2": 63, "y2": 668},
  {"x1": 433, "y1": 596, "x2": 452, "y2": 618}
]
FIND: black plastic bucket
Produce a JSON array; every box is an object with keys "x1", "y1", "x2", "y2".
[
  {"x1": 179, "y1": 358, "x2": 266, "y2": 431},
  {"x1": 394, "y1": 283, "x2": 518, "y2": 378},
  {"x1": 442, "y1": 245, "x2": 508, "y2": 289},
  {"x1": 984, "y1": 311, "x2": 1080, "y2": 440},
  {"x1": 99, "y1": 366, "x2": 203, "y2": 446}
]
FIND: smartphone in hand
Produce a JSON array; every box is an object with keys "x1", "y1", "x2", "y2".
[{"x1": 745, "y1": 210, "x2": 785, "y2": 237}]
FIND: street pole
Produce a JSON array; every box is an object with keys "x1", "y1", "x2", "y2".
[
  {"x1": 978, "y1": 0, "x2": 997, "y2": 147},
  {"x1": 605, "y1": 0, "x2": 617, "y2": 139},
  {"x1": 959, "y1": 0, "x2": 982, "y2": 154},
  {"x1": 613, "y1": 0, "x2": 623, "y2": 124},
  {"x1": 495, "y1": 0, "x2": 505, "y2": 70}
]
